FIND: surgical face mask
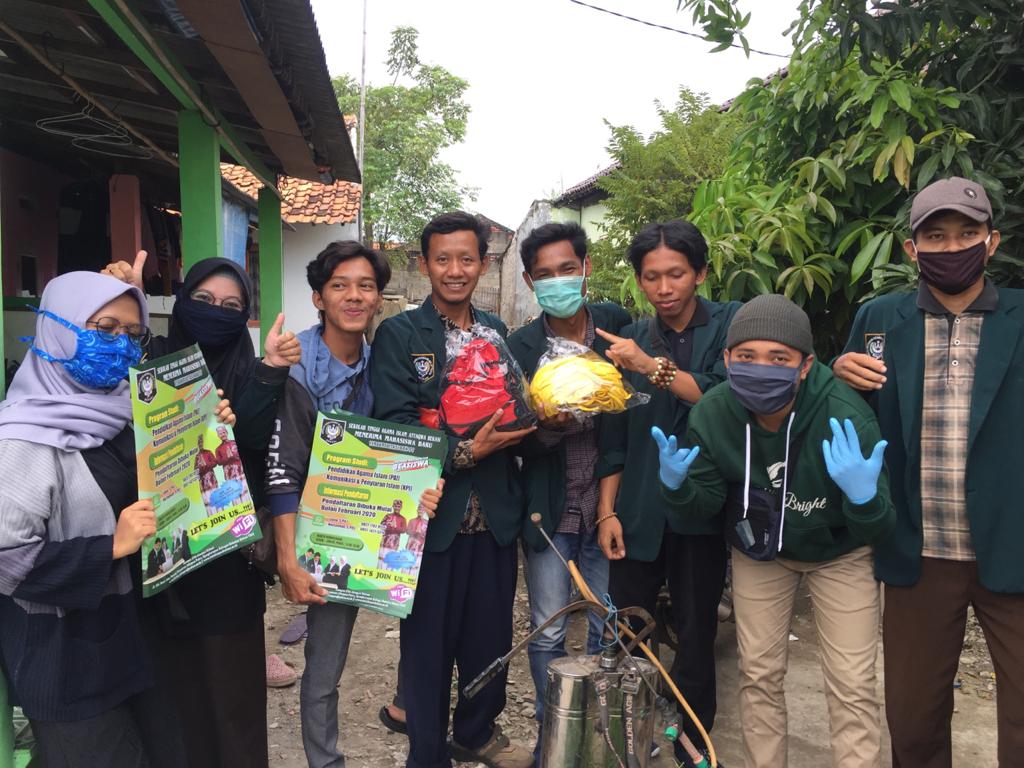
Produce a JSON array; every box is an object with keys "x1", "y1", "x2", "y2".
[
  {"x1": 25, "y1": 308, "x2": 142, "y2": 390},
  {"x1": 532, "y1": 275, "x2": 586, "y2": 319},
  {"x1": 913, "y1": 236, "x2": 990, "y2": 295},
  {"x1": 727, "y1": 360, "x2": 803, "y2": 415}
]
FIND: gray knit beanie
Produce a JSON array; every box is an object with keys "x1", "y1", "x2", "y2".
[{"x1": 725, "y1": 294, "x2": 814, "y2": 355}]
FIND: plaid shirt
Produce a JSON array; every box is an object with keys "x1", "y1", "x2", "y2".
[
  {"x1": 918, "y1": 280, "x2": 997, "y2": 561},
  {"x1": 536, "y1": 311, "x2": 600, "y2": 535}
]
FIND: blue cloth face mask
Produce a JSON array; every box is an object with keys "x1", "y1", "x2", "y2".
[
  {"x1": 533, "y1": 275, "x2": 586, "y2": 319},
  {"x1": 727, "y1": 360, "x2": 803, "y2": 415},
  {"x1": 24, "y1": 308, "x2": 143, "y2": 390}
]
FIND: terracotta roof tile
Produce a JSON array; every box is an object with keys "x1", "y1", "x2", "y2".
[
  {"x1": 220, "y1": 163, "x2": 361, "y2": 225},
  {"x1": 552, "y1": 163, "x2": 619, "y2": 207}
]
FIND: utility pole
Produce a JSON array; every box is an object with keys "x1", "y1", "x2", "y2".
[{"x1": 356, "y1": 0, "x2": 367, "y2": 244}]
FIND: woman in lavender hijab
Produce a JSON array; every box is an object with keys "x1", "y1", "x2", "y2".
[{"x1": 0, "y1": 272, "x2": 184, "y2": 767}]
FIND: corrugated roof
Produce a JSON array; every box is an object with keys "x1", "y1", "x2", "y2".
[
  {"x1": 243, "y1": 0, "x2": 361, "y2": 183},
  {"x1": 221, "y1": 163, "x2": 361, "y2": 225}
]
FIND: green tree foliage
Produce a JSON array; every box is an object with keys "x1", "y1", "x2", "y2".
[
  {"x1": 672, "y1": 0, "x2": 1024, "y2": 355},
  {"x1": 333, "y1": 27, "x2": 474, "y2": 247},
  {"x1": 587, "y1": 90, "x2": 742, "y2": 311}
]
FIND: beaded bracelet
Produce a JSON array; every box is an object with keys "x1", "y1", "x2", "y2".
[{"x1": 647, "y1": 356, "x2": 678, "y2": 389}]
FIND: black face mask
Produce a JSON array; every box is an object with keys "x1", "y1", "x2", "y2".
[
  {"x1": 915, "y1": 238, "x2": 989, "y2": 295},
  {"x1": 174, "y1": 298, "x2": 250, "y2": 348},
  {"x1": 727, "y1": 361, "x2": 803, "y2": 415}
]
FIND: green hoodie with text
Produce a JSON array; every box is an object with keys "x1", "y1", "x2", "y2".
[{"x1": 663, "y1": 361, "x2": 895, "y2": 563}]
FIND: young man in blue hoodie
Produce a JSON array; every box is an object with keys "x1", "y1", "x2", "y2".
[{"x1": 265, "y1": 241, "x2": 441, "y2": 768}]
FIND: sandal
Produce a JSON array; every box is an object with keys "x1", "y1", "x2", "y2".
[{"x1": 378, "y1": 704, "x2": 407, "y2": 735}]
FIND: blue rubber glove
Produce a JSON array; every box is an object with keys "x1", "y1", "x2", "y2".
[
  {"x1": 651, "y1": 426, "x2": 701, "y2": 491},
  {"x1": 821, "y1": 417, "x2": 888, "y2": 505}
]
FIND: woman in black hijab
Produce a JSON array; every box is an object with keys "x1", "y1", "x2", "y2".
[{"x1": 105, "y1": 253, "x2": 299, "y2": 768}]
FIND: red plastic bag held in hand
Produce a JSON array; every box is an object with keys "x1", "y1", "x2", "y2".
[{"x1": 437, "y1": 324, "x2": 536, "y2": 438}]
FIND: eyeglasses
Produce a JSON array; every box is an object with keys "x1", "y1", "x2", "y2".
[
  {"x1": 86, "y1": 317, "x2": 152, "y2": 346},
  {"x1": 190, "y1": 290, "x2": 246, "y2": 313}
]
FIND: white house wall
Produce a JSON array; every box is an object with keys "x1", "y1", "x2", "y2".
[{"x1": 281, "y1": 221, "x2": 359, "y2": 332}]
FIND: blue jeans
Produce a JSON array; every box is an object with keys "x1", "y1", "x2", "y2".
[{"x1": 524, "y1": 528, "x2": 609, "y2": 724}]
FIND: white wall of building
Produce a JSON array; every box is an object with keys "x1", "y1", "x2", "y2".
[
  {"x1": 499, "y1": 200, "x2": 547, "y2": 328},
  {"x1": 279, "y1": 221, "x2": 358, "y2": 333}
]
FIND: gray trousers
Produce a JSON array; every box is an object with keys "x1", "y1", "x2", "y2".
[{"x1": 301, "y1": 602, "x2": 359, "y2": 768}]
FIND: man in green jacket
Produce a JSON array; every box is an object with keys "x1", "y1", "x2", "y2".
[
  {"x1": 594, "y1": 220, "x2": 740, "y2": 765},
  {"x1": 370, "y1": 211, "x2": 535, "y2": 768},
  {"x1": 834, "y1": 176, "x2": 1024, "y2": 767},
  {"x1": 657, "y1": 294, "x2": 895, "y2": 768},
  {"x1": 506, "y1": 222, "x2": 630, "y2": 764}
]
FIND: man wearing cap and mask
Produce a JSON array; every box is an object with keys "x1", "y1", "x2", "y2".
[
  {"x1": 655, "y1": 293, "x2": 894, "y2": 768},
  {"x1": 834, "y1": 177, "x2": 1024, "y2": 767}
]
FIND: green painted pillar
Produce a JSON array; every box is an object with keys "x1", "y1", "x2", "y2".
[
  {"x1": 257, "y1": 186, "x2": 283, "y2": 348},
  {"x1": 177, "y1": 110, "x2": 223, "y2": 271},
  {"x1": 1, "y1": 670, "x2": 13, "y2": 768}
]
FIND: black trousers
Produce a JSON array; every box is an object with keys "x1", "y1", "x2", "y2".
[
  {"x1": 154, "y1": 623, "x2": 268, "y2": 768},
  {"x1": 31, "y1": 687, "x2": 185, "y2": 768},
  {"x1": 608, "y1": 530, "x2": 727, "y2": 752},
  {"x1": 400, "y1": 532, "x2": 517, "y2": 768}
]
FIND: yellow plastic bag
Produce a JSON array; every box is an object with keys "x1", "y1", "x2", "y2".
[{"x1": 529, "y1": 338, "x2": 649, "y2": 419}]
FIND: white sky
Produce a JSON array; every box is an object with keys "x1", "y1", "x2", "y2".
[{"x1": 310, "y1": 0, "x2": 798, "y2": 230}]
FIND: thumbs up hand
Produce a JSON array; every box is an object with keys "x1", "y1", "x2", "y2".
[
  {"x1": 264, "y1": 313, "x2": 301, "y2": 368},
  {"x1": 101, "y1": 250, "x2": 148, "y2": 292}
]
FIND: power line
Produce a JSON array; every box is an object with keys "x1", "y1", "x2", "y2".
[{"x1": 568, "y1": 0, "x2": 790, "y2": 59}]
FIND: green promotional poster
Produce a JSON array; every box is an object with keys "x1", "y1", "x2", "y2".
[
  {"x1": 295, "y1": 411, "x2": 447, "y2": 618},
  {"x1": 130, "y1": 345, "x2": 262, "y2": 597}
]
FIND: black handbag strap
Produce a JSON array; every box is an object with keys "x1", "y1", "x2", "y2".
[{"x1": 341, "y1": 366, "x2": 367, "y2": 411}]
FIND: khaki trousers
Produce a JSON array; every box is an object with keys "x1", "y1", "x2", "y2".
[{"x1": 732, "y1": 546, "x2": 882, "y2": 768}]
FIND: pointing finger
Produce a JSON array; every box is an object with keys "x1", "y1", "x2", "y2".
[
  {"x1": 595, "y1": 328, "x2": 624, "y2": 344},
  {"x1": 651, "y1": 426, "x2": 668, "y2": 451}
]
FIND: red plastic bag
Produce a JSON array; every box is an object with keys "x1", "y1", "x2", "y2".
[{"x1": 437, "y1": 325, "x2": 535, "y2": 438}]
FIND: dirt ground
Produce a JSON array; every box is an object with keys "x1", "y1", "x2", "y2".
[{"x1": 264, "y1": 565, "x2": 1000, "y2": 768}]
